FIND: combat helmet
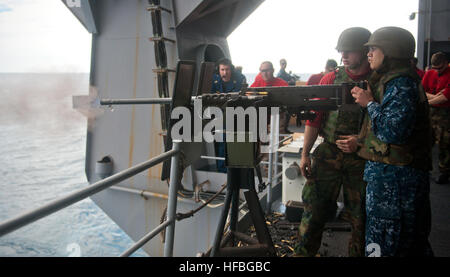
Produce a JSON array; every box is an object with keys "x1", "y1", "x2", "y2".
[
  {"x1": 364, "y1": 26, "x2": 415, "y2": 59},
  {"x1": 336, "y1": 27, "x2": 372, "y2": 52}
]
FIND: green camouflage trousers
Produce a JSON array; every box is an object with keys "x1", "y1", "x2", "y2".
[
  {"x1": 295, "y1": 142, "x2": 367, "y2": 257},
  {"x1": 430, "y1": 107, "x2": 450, "y2": 174}
]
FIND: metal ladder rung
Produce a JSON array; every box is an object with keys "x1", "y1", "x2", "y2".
[
  {"x1": 159, "y1": 131, "x2": 167, "y2": 137},
  {"x1": 149, "y1": 36, "x2": 176, "y2": 43},
  {"x1": 147, "y1": 5, "x2": 172, "y2": 14},
  {"x1": 152, "y1": 68, "x2": 176, "y2": 74}
]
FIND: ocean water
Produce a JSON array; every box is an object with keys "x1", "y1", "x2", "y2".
[{"x1": 0, "y1": 74, "x2": 147, "y2": 257}]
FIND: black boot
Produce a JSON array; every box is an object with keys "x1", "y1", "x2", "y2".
[{"x1": 436, "y1": 173, "x2": 449, "y2": 184}]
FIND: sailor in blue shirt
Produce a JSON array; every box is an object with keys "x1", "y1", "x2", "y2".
[
  {"x1": 211, "y1": 58, "x2": 246, "y2": 172},
  {"x1": 211, "y1": 58, "x2": 245, "y2": 94}
]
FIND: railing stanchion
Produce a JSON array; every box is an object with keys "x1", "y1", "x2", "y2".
[
  {"x1": 164, "y1": 140, "x2": 182, "y2": 257},
  {"x1": 266, "y1": 113, "x2": 279, "y2": 215}
]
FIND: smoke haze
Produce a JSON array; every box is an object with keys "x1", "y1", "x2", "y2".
[{"x1": 0, "y1": 73, "x2": 90, "y2": 132}]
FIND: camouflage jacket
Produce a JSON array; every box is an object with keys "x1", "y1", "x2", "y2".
[
  {"x1": 358, "y1": 67, "x2": 432, "y2": 172},
  {"x1": 320, "y1": 67, "x2": 369, "y2": 144}
]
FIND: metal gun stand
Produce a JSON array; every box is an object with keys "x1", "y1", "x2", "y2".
[
  {"x1": 210, "y1": 168, "x2": 276, "y2": 257},
  {"x1": 210, "y1": 128, "x2": 276, "y2": 257}
]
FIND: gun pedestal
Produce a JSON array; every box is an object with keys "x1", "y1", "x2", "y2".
[{"x1": 210, "y1": 132, "x2": 276, "y2": 257}]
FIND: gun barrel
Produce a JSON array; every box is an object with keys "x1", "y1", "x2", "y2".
[{"x1": 99, "y1": 83, "x2": 364, "y2": 111}]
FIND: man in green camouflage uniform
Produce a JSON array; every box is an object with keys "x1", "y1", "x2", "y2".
[
  {"x1": 294, "y1": 27, "x2": 372, "y2": 257},
  {"x1": 431, "y1": 108, "x2": 450, "y2": 182},
  {"x1": 423, "y1": 52, "x2": 450, "y2": 184}
]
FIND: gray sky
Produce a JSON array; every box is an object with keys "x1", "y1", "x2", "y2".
[
  {"x1": 0, "y1": 0, "x2": 419, "y2": 73},
  {"x1": 0, "y1": 0, "x2": 91, "y2": 73},
  {"x1": 228, "y1": 0, "x2": 420, "y2": 74}
]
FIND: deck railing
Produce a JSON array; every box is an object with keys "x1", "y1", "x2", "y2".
[{"x1": 0, "y1": 141, "x2": 183, "y2": 257}]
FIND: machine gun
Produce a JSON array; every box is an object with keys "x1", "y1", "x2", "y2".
[{"x1": 200, "y1": 81, "x2": 366, "y2": 121}]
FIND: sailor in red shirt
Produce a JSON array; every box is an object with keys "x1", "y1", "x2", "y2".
[
  {"x1": 422, "y1": 52, "x2": 450, "y2": 184},
  {"x1": 250, "y1": 61, "x2": 289, "y2": 88},
  {"x1": 250, "y1": 61, "x2": 289, "y2": 133},
  {"x1": 306, "y1": 73, "x2": 325, "y2": 86},
  {"x1": 306, "y1": 59, "x2": 338, "y2": 85},
  {"x1": 423, "y1": 53, "x2": 450, "y2": 108}
]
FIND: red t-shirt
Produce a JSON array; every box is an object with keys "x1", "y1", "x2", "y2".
[
  {"x1": 416, "y1": 68, "x2": 425, "y2": 79},
  {"x1": 250, "y1": 76, "x2": 288, "y2": 87},
  {"x1": 305, "y1": 67, "x2": 371, "y2": 128},
  {"x1": 306, "y1": 73, "x2": 325, "y2": 85},
  {"x1": 422, "y1": 66, "x2": 450, "y2": 108}
]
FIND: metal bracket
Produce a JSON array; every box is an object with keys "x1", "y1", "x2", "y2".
[
  {"x1": 149, "y1": 36, "x2": 176, "y2": 43},
  {"x1": 152, "y1": 68, "x2": 176, "y2": 74},
  {"x1": 147, "y1": 5, "x2": 172, "y2": 14}
]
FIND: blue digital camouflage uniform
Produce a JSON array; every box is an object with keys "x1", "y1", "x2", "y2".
[
  {"x1": 364, "y1": 76, "x2": 433, "y2": 257},
  {"x1": 211, "y1": 73, "x2": 245, "y2": 172}
]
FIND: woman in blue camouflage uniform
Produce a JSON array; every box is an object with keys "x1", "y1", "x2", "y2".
[{"x1": 351, "y1": 27, "x2": 433, "y2": 256}]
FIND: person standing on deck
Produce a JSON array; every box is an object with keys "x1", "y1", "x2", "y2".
[
  {"x1": 306, "y1": 59, "x2": 338, "y2": 85},
  {"x1": 352, "y1": 26, "x2": 433, "y2": 256},
  {"x1": 422, "y1": 52, "x2": 450, "y2": 184},
  {"x1": 294, "y1": 27, "x2": 372, "y2": 257}
]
